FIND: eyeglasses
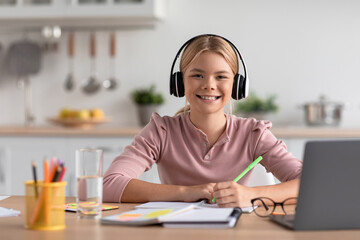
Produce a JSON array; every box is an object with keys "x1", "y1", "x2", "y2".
[{"x1": 250, "y1": 197, "x2": 298, "y2": 217}]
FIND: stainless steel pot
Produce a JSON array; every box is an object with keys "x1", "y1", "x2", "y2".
[{"x1": 302, "y1": 96, "x2": 343, "y2": 126}]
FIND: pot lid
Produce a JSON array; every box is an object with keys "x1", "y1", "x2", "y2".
[{"x1": 304, "y1": 95, "x2": 343, "y2": 107}]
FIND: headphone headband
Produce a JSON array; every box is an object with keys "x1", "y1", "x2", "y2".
[
  {"x1": 170, "y1": 34, "x2": 247, "y2": 85},
  {"x1": 170, "y1": 34, "x2": 249, "y2": 100}
]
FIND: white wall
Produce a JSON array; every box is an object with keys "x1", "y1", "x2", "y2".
[{"x1": 1, "y1": 0, "x2": 360, "y2": 127}]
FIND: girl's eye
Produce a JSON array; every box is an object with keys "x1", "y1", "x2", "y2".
[
  {"x1": 217, "y1": 75, "x2": 228, "y2": 80},
  {"x1": 191, "y1": 74, "x2": 203, "y2": 79}
]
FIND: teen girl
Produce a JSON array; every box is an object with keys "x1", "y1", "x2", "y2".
[{"x1": 103, "y1": 34, "x2": 302, "y2": 208}]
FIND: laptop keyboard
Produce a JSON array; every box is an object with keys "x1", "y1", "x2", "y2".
[{"x1": 283, "y1": 215, "x2": 295, "y2": 223}]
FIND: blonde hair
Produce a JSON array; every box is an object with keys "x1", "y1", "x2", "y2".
[{"x1": 174, "y1": 35, "x2": 238, "y2": 116}]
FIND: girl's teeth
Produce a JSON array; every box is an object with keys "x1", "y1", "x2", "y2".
[{"x1": 201, "y1": 96, "x2": 217, "y2": 100}]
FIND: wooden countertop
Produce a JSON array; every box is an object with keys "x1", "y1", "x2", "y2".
[
  {"x1": 1, "y1": 196, "x2": 359, "y2": 240},
  {"x1": 270, "y1": 126, "x2": 360, "y2": 138},
  {"x1": 0, "y1": 125, "x2": 360, "y2": 138},
  {"x1": 0, "y1": 125, "x2": 141, "y2": 137}
]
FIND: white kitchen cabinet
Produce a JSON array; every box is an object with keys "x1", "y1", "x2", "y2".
[
  {"x1": 280, "y1": 137, "x2": 360, "y2": 162},
  {"x1": 0, "y1": 0, "x2": 166, "y2": 29},
  {"x1": 280, "y1": 138, "x2": 307, "y2": 160},
  {"x1": 0, "y1": 147, "x2": 11, "y2": 195},
  {"x1": 0, "y1": 137, "x2": 64, "y2": 196},
  {"x1": 0, "y1": 135, "x2": 160, "y2": 196}
]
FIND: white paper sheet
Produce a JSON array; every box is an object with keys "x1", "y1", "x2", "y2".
[
  {"x1": 136, "y1": 200, "x2": 256, "y2": 213},
  {"x1": 0, "y1": 207, "x2": 20, "y2": 217},
  {"x1": 0, "y1": 196, "x2": 9, "y2": 201}
]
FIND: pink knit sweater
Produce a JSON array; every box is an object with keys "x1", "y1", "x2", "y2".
[{"x1": 103, "y1": 112, "x2": 302, "y2": 202}]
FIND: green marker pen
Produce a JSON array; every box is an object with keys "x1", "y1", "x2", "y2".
[{"x1": 211, "y1": 156, "x2": 263, "y2": 203}]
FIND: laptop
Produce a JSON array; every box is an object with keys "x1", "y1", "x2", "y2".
[{"x1": 270, "y1": 140, "x2": 360, "y2": 230}]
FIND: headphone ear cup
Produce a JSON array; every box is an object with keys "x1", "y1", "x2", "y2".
[
  {"x1": 232, "y1": 74, "x2": 248, "y2": 100},
  {"x1": 177, "y1": 73, "x2": 185, "y2": 97},
  {"x1": 170, "y1": 73, "x2": 175, "y2": 95},
  {"x1": 232, "y1": 74, "x2": 241, "y2": 100},
  {"x1": 242, "y1": 75, "x2": 249, "y2": 99},
  {"x1": 170, "y1": 72, "x2": 185, "y2": 97}
]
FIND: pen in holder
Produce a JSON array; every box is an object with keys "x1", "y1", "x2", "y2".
[{"x1": 25, "y1": 180, "x2": 67, "y2": 230}]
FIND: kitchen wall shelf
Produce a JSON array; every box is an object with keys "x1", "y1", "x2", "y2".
[{"x1": 0, "y1": 0, "x2": 166, "y2": 30}]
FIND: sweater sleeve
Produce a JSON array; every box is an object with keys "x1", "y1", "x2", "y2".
[
  {"x1": 103, "y1": 113, "x2": 167, "y2": 203},
  {"x1": 251, "y1": 120, "x2": 302, "y2": 182}
]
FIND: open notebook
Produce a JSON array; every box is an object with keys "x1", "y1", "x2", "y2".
[
  {"x1": 101, "y1": 205, "x2": 196, "y2": 226},
  {"x1": 135, "y1": 200, "x2": 255, "y2": 213},
  {"x1": 101, "y1": 200, "x2": 246, "y2": 228},
  {"x1": 162, "y1": 207, "x2": 241, "y2": 228}
]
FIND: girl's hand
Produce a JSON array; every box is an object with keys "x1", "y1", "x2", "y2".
[
  {"x1": 212, "y1": 182, "x2": 255, "y2": 208},
  {"x1": 182, "y1": 183, "x2": 216, "y2": 203}
]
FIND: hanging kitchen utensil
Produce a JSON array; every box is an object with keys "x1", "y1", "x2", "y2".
[
  {"x1": 82, "y1": 32, "x2": 100, "y2": 94},
  {"x1": 0, "y1": 41, "x2": 4, "y2": 81},
  {"x1": 64, "y1": 32, "x2": 75, "y2": 91},
  {"x1": 8, "y1": 39, "x2": 42, "y2": 126},
  {"x1": 41, "y1": 25, "x2": 62, "y2": 52},
  {"x1": 8, "y1": 40, "x2": 41, "y2": 76},
  {"x1": 103, "y1": 32, "x2": 118, "y2": 90}
]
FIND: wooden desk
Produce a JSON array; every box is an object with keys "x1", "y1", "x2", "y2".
[{"x1": 0, "y1": 196, "x2": 359, "y2": 240}]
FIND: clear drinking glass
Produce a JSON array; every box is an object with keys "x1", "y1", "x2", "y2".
[{"x1": 76, "y1": 149, "x2": 103, "y2": 219}]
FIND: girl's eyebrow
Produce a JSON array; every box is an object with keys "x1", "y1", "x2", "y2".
[
  {"x1": 189, "y1": 68, "x2": 205, "y2": 73},
  {"x1": 189, "y1": 68, "x2": 231, "y2": 74},
  {"x1": 215, "y1": 70, "x2": 231, "y2": 74}
]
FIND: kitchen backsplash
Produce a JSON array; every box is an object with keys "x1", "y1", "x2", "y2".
[{"x1": 0, "y1": 0, "x2": 360, "y2": 128}]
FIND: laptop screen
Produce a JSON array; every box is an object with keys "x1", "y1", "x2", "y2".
[{"x1": 294, "y1": 140, "x2": 360, "y2": 230}]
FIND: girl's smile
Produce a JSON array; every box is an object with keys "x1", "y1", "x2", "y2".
[{"x1": 196, "y1": 95, "x2": 221, "y2": 101}]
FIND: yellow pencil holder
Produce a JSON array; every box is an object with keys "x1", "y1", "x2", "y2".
[{"x1": 25, "y1": 180, "x2": 67, "y2": 231}]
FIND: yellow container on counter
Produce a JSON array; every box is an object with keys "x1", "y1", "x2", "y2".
[{"x1": 25, "y1": 180, "x2": 67, "y2": 230}]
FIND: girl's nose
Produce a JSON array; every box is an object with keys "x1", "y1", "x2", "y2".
[{"x1": 202, "y1": 77, "x2": 216, "y2": 90}]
